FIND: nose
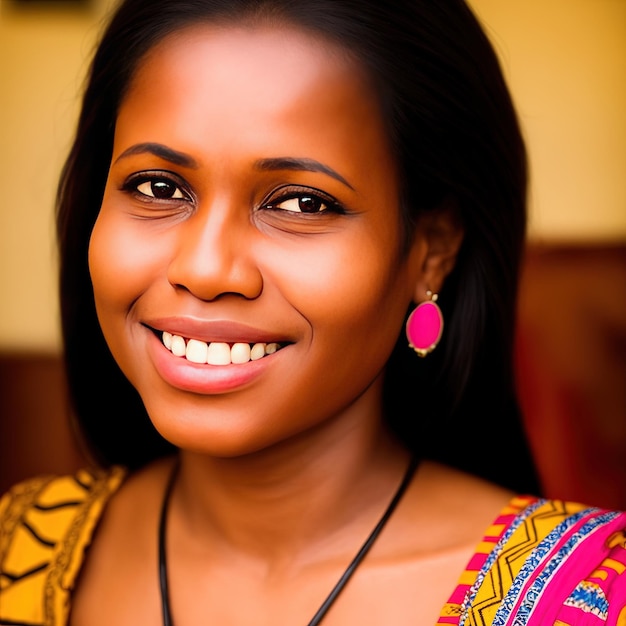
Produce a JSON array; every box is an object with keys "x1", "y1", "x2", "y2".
[{"x1": 167, "y1": 203, "x2": 263, "y2": 301}]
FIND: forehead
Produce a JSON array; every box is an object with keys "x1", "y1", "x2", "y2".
[
  {"x1": 114, "y1": 22, "x2": 398, "y2": 199},
  {"x1": 124, "y1": 22, "x2": 371, "y2": 110}
]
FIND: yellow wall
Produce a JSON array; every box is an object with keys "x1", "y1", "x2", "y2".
[
  {"x1": 469, "y1": 0, "x2": 626, "y2": 242},
  {"x1": 0, "y1": 0, "x2": 113, "y2": 351},
  {"x1": 1, "y1": 0, "x2": 624, "y2": 352}
]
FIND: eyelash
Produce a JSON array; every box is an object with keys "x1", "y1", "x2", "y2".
[
  {"x1": 260, "y1": 185, "x2": 345, "y2": 215},
  {"x1": 121, "y1": 173, "x2": 345, "y2": 215},
  {"x1": 122, "y1": 171, "x2": 193, "y2": 203}
]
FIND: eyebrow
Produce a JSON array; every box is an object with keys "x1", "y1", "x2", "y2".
[
  {"x1": 114, "y1": 143, "x2": 199, "y2": 168},
  {"x1": 114, "y1": 145, "x2": 353, "y2": 190},
  {"x1": 255, "y1": 157, "x2": 354, "y2": 190}
]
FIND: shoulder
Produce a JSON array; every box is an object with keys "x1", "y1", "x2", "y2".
[
  {"x1": 0, "y1": 466, "x2": 128, "y2": 543},
  {"x1": 460, "y1": 496, "x2": 626, "y2": 624},
  {"x1": 423, "y1": 464, "x2": 626, "y2": 623},
  {"x1": 0, "y1": 466, "x2": 127, "y2": 625},
  {"x1": 1, "y1": 465, "x2": 127, "y2": 508},
  {"x1": 412, "y1": 461, "x2": 516, "y2": 537}
]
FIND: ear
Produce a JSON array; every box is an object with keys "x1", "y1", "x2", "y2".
[{"x1": 407, "y1": 201, "x2": 464, "y2": 303}]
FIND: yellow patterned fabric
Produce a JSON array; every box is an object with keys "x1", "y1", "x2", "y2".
[
  {"x1": 462, "y1": 499, "x2": 588, "y2": 624},
  {"x1": 0, "y1": 467, "x2": 126, "y2": 626}
]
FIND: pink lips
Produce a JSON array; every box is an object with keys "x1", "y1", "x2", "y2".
[
  {"x1": 144, "y1": 318, "x2": 286, "y2": 394},
  {"x1": 145, "y1": 317, "x2": 283, "y2": 344}
]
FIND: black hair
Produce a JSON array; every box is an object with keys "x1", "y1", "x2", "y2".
[{"x1": 57, "y1": 0, "x2": 541, "y2": 494}]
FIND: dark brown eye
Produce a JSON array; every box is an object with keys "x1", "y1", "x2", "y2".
[
  {"x1": 136, "y1": 178, "x2": 185, "y2": 199},
  {"x1": 261, "y1": 185, "x2": 344, "y2": 215},
  {"x1": 272, "y1": 195, "x2": 330, "y2": 213},
  {"x1": 298, "y1": 196, "x2": 326, "y2": 212}
]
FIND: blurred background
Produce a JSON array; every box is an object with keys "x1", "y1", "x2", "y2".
[{"x1": 1, "y1": 0, "x2": 625, "y2": 507}]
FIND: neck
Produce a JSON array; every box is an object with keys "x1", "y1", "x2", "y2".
[{"x1": 169, "y1": 418, "x2": 410, "y2": 567}]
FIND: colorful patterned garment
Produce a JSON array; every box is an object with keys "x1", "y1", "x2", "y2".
[
  {"x1": 0, "y1": 468, "x2": 126, "y2": 626},
  {"x1": 1, "y1": 470, "x2": 625, "y2": 625},
  {"x1": 440, "y1": 496, "x2": 626, "y2": 626}
]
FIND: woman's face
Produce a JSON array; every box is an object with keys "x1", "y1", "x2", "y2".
[{"x1": 89, "y1": 24, "x2": 427, "y2": 456}]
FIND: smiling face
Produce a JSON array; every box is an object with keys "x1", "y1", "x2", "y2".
[{"x1": 88, "y1": 23, "x2": 429, "y2": 457}]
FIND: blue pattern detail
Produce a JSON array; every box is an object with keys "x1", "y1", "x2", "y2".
[
  {"x1": 493, "y1": 509, "x2": 619, "y2": 626},
  {"x1": 492, "y1": 507, "x2": 594, "y2": 626},
  {"x1": 458, "y1": 499, "x2": 546, "y2": 626},
  {"x1": 565, "y1": 581, "x2": 609, "y2": 618}
]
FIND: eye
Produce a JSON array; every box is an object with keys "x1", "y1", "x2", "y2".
[
  {"x1": 272, "y1": 196, "x2": 329, "y2": 213},
  {"x1": 137, "y1": 178, "x2": 186, "y2": 200},
  {"x1": 262, "y1": 186, "x2": 344, "y2": 214},
  {"x1": 122, "y1": 171, "x2": 192, "y2": 202}
]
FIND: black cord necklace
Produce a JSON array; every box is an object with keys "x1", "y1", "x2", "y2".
[{"x1": 158, "y1": 456, "x2": 419, "y2": 626}]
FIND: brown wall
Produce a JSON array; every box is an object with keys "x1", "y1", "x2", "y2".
[
  {"x1": 515, "y1": 242, "x2": 626, "y2": 509},
  {"x1": 0, "y1": 352, "x2": 88, "y2": 492}
]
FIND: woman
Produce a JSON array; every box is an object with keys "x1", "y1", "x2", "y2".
[{"x1": 1, "y1": 0, "x2": 624, "y2": 624}]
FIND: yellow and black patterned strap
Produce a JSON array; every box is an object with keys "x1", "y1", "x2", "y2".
[{"x1": 0, "y1": 466, "x2": 126, "y2": 626}]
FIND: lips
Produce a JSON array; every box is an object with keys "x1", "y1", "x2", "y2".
[{"x1": 162, "y1": 331, "x2": 282, "y2": 365}]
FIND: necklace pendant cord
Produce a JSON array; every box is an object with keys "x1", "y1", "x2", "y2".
[
  {"x1": 306, "y1": 456, "x2": 419, "y2": 625},
  {"x1": 159, "y1": 460, "x2": 178, "y2": 626},
  {"x1": 158, "y1": 456, "x2": 419, "y2": 626}
]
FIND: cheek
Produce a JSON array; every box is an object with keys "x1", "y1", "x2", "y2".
[
  {"x1": 267, "y1": 238, "x2": 409, "y2": 419},
  {"x1": 268, "y1": 228, "x2": 410, "y2": 349},
  {"x1": 88, "y1": 209, "x2": 162, "y2": 317}
]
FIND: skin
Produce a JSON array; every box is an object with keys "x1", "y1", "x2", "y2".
[{"x1": 72, "y1": 23, "x2": 511, "y2": 625}]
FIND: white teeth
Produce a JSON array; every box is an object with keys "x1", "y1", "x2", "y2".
[
  {"x1": 186, "y1": 339, "x2": 208, "y2": 364},
  {"x1": 231, "y1": 342, "x2": 251, "y2": 364},
  {"x1": 171, "y1": 335, "x2": 187, "y2": 357},
  {"x1": 250, "y1": 343, "x2": 266, "y2": 361},
  {"x1": 162, "y1": 332, "x2": 281, "y2": 365},
  {"x1": 207, "y1": 342, "x2": 231, "y2": 366}
]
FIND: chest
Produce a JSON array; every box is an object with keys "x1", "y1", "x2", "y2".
[{"x1": 68, "y1": 538, "x2": 473, "y2": 626}]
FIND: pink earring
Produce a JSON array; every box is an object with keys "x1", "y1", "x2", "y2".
[{"x1": 405, "y1": 291, "x2": 443, "y2": 357}]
